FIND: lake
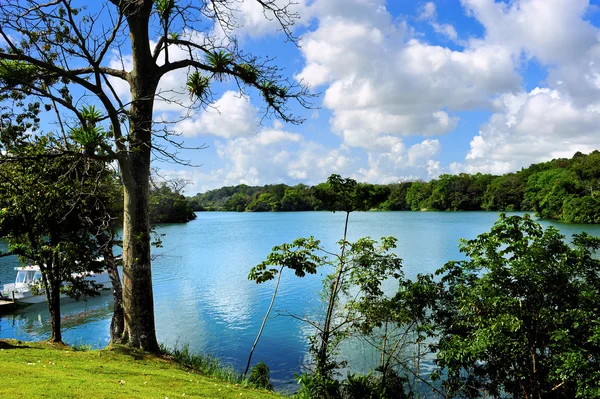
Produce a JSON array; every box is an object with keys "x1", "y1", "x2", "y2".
[{"x1": 2, "y1": 211, "x2": 600, "y2": 390}]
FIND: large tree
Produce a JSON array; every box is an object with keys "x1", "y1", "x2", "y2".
[{"x1": 0, "y1": 0, "x2": 308, "y2": 351}]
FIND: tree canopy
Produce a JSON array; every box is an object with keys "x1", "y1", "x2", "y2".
[
  {"x1": 0, "y1": 137, "x2": 116, "y2": 342},
  {"x1": 0, "y1": 0, "x2": 309, "y2": 351},
  {"x1": 430, "y1": 215, "x2": 600, "y2": 398}
]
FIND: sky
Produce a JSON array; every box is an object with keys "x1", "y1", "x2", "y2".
[{"x1": 133, "y1": 1, "x2": 600, "y2": 193}]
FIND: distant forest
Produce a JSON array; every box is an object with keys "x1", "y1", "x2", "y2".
[{"x1": 187, "y1": 151, "x2": 600, "y2": 224}]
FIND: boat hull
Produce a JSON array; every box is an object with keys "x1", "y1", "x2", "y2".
[{"x1": 1, "y1": 272, "x2": 113, "y2": 305}]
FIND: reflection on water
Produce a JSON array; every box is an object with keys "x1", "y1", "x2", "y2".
[
  {"x1": 0, "y1": 294, "x2": 113, "y2": 347},
  {"x1": 2, "y1": 212, "x2": 600, "y2": 389}
]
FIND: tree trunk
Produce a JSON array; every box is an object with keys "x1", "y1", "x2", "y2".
[
  {"x1": 44, "y1": 256, "x2": 62, "y2": 343},
  {"x1": 120, "y1": 152, "x2": 158, "y2": 351},
  {"x1": 48, "y1": 282, "x2": 62, "y2": 343},
  {"x1": 317, "y1": 211, "x2": 350, "y2": 375},
  {"x1": 118, "y1": 3, "x2": 160, "y2": 352},
  {"x1": 244, "y1": 266, "x2": 285, "y2": 377},
  {"x1": 99, "y1": 233, "x2": 124, "y2": 343}
]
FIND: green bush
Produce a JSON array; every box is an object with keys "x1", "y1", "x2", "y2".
[{"x1": 248, "y1": 362, "x2": 274, "y2": 391}]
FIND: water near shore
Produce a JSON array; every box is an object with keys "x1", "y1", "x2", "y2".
[{"x1": 2, "y1": 211, "x2": 600, "y2": 389}]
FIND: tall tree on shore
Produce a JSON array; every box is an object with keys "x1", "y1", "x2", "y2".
[{"x1": 0, "y1": 0, "x2": 308, "y2": 351}]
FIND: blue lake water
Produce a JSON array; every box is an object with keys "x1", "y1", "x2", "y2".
[{"x1": 2, "y1": 211, "x2": 600, "y2": 389}]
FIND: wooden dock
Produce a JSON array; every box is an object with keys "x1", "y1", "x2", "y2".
[{"x1": 0, "y1": 298, "x2": 16, "y2": 314}]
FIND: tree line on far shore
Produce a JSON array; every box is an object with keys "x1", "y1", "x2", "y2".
[{"x1": 187, "y1": 150, "x2": 600, "y2": 223}]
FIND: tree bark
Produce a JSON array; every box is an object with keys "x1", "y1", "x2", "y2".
[
  {"x1": 107, "y1": 260, "x2": 124, "y2": 343},
  {"x1": 118, "y1": 3, "x2": 160, "y2": 352},
  {"x1": 99, "y1": 233, "x2": 124, "y2": 343},
  {"x1": 44, "y1": 255, "x2": 62, "y2": 343},
  {"x1": 120, "y1": 144, "x2": 158, "y2": 351}
]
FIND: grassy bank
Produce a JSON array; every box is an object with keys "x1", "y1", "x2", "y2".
[{"x1": 0, "y1": 340, "x2": 281, "y2": 399}]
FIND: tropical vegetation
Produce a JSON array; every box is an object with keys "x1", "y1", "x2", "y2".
[
  {"x1": 1, "y1": 171, "x2": 600, "y2": 398},
  {"x1": 242, "y1": 176, "x2": 600, "y2": 398},
  {"x1": 189, "y1": 151, "x2": 600, "y2": 224},
  {"x1": 0, "y1": 0, "x2": 598, "y2": 394}
]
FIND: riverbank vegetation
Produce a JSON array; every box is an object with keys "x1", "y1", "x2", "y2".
[
  {"x1": 1, "y1": 172, "x2": 600, "y2": 398},
  {"x1": 242, "y1": 175, "x2": 600, "y2": 398},
  {"x1": 0, "y1": 340, "x2": 279, "y2": 399},
  {"x1": 189, "y1": 150, "x2": 600, "y2": 224}
]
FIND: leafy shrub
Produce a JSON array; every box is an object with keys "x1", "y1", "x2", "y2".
[
  {"x1": 295, "y1": 372, "x2": 340, "y2": 399},
  {"x1": 247, "y1": 362, "x2": 274, "y2": 391}
]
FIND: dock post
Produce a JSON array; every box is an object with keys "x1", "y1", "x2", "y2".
[{"x1": 12, "y1": 291, "x2": 15, "y2": 303}]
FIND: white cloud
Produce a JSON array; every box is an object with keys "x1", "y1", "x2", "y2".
[
  {"x1": 433, "y1": 23, "x2": 458, "y2": 41},
  {"x1": 212, "y1": 0, "x2": 312, "y2": 40},
  {"x1": 408, "y1": 139, "x2": 442, "y2": 166},
  {"x1": 450, "y1": 0, "x2": 600, "y2": 174},
  {"x1": 419, "y1": 2, "x2": 459, "y2": 41},
  {"x1": 174, "y1": 91, "x2": 258, "y2": 138},
  {"x1": 454, "y1": 87, "x2": 600, "y2": 174},
  {"x1": 162, "y1": 128, "x2": 358, "y2": 193},
  {"x1": 355, "y1": 137, "x2": 443, "y2": 184},
  {"x1": 165, "y1": 134, "x2": 445, "y2": 194},
  {"x1": 419, "y1": 2, "x2": 437, "y2": 20},
  {"x1": 461, "y1": 0, "x2": 598, "y2": 64},
  {"x1": 296, "y1": 1, "x2": 520, "y2": 152},
  {"x1": 213, "y1": 127, "x2": 350, "y2": 185}
]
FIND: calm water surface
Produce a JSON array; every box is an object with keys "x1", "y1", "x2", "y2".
[{"x1": 2, "y1": 211, "x2": 600, "y2": 389}]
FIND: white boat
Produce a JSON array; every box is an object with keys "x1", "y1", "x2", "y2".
[{"x1": 0, "y1": 265, "x2": 112, "y2": 304}]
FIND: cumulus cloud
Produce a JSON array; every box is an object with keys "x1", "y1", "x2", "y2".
[
  {"x1": 453, "y1": 87, "x2": 600, "y2": 175},
  {"x1": 161, "y1": 126, "x2": 358, "y2": 193},
  {"x1": 174, "y1": 91, "x2": 258, "y2": 138},
  {"x1": 212, "y1": 127, "x2": 354, "y2": 185},
  {"x1": 164, "y1": 134, "x2": 446, "y2": 194},
  {"x1": 296, "y1": 0, "x2": 520, "y2": 152},
  {"x1": 450, "y1": 0, "x2": 600, "y2": 174},
  {"x1": 355, "y1": 138, "x2": 442, "y2": 184},
  {"x1": 122, "y1": 1, "x2": 600, "y2": 187},
  {"x1": 461, "y1": 0, "x2": 597, "y2": 64}
]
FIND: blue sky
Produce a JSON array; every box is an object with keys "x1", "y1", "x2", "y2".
[{"x1": 103, "y1": 1, "x2": 600, "y2": 193}]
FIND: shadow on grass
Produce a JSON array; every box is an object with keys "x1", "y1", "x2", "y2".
[
  {"x1": 107, "y1": 344, "x2": 149, "y2": 361},
  {"x1": 0, "y1": 340, "x2": 42, "y2": 350}
]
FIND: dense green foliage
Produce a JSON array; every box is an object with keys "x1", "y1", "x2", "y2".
[
  {"x1": 247, "y1": 175, "x2": 600, "y2": 398},
  {"x1": 149, "y1": 183, "x2": 196, "y2": 224},
  {"x1": 189, "y1": 151, "x2": 600, "y2": 223},
  {"x1": 0, "y1": 137, "x2": 117, "y2": 342},
  {"x1": 422, "y1": 215, "x2": 600, "y2": 398},
  {"x1": 189, "y1": 184, "x2": 313, "y2": 212},
  {"x1": 285, "y1": 213, "x2": 600, "y2": 398}
]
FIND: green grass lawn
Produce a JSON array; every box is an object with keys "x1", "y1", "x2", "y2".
[{"x1": 0, "y1": 340, "x2": 282, "y2": 399}]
